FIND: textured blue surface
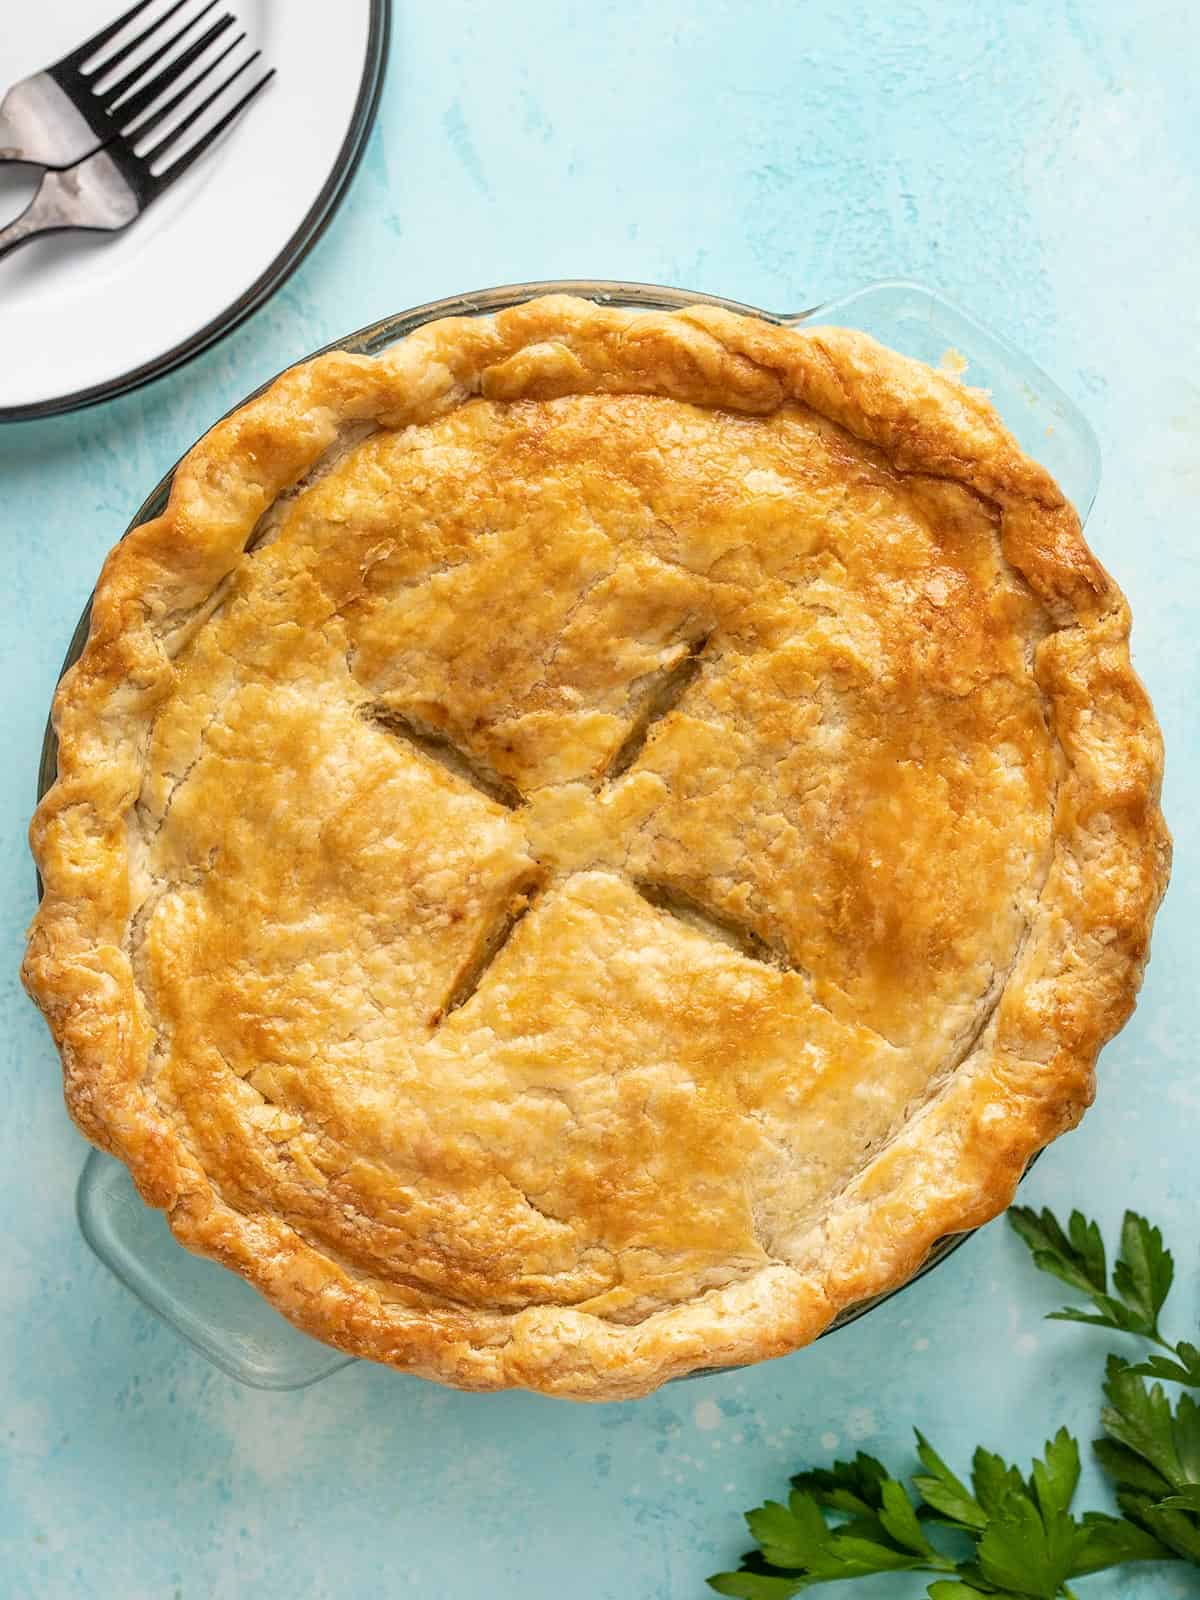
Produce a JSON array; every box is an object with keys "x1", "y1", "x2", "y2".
[{"x1": 2, "y1": 3, "x2": 1198, "y2": 1596}]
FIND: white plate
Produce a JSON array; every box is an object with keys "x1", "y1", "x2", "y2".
[{"x1": 0, "y1": 0, "x2": 388, "y2": 419}]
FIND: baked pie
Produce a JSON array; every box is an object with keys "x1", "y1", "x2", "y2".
[{"x1": 24, "y1": 296, "x2": 1169, "y2": 1399}]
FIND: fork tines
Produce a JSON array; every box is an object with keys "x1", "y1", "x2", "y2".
[
  {"x1": 55, "y1": 0, "x2": 201, "y2": 74},
  {"x1": 111, "y1": 55, "x2": 276, "y2": 203},
  {"x1": 120, "y1": 26, "x2": 246, "y2": 140},
  {"x1": 139, "y1": 50, "x2": 271, "y2": 184},
  {"x1": 51, "y1": 1, "x2": 255, "y2": 145}
]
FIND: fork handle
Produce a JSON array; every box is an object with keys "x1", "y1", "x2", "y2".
[
  {"x1": 0, "y1": 171, "x2": 77, "y2": 262},
  {"x1": 0, "y1": 156, "x2": 139, "y2": 264},
  {"x1": 0, "y1": 79, "x2": 100, "y2": 168},
  {"x1": 0, "y1": 102, "x2": 29, "y2": 163}
]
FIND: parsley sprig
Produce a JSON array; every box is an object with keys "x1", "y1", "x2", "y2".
[
  {"x1": 1010, "y1": 1206, "x2": 1200, "y2": 1563},
  {"x1": 1007, "y1": 1208, "x2": 1183, "y2": 1357},
  {"x1": 708, "y1": 1205, "x2": 1200, "y2": 1597},
  {"x1": 708, "y1": 1431, "x2": 1169, "y2": 1597}
]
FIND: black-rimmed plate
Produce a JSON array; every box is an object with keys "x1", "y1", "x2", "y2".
[{"x1": 0, "y1": 0, "x2": 389, "y2": 421}]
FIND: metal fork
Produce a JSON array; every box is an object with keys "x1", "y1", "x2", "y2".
[
  {"x1": 0, "y1": 0, "x2": 248, "y2": 169},
  {"x1": 0, "y1": 36, "x2": 273, "y2": 261}
]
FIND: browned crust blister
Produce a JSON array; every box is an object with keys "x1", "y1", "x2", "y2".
[{"x1": 22, "y1": 297, "x2": 1170, "y2": 1399}]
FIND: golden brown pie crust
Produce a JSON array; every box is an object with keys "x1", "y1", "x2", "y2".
[{"x1": 23, "y1": 297, "x2": 1169, "y2": 1399}]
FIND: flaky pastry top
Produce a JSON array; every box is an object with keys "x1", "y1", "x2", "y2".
[{"x1": 24, "y1": 297, "x2": 1169, "y2": 1398}]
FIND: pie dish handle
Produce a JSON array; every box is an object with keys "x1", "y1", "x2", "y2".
[
  {"x1": 784, "y1": 280, "x2": 1102, "y2": 522},
  {"x1": 77, "y1": 1149, "x2": 354, "y2": 1390}
]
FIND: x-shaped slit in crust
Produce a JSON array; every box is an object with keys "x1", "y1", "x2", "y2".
[
  {"x1": 431, "y1": 874, "x2": 544, "y2": 1025},
  {"x1": 359, "y1": 703, "x2": 523, "y2": 809},
  {"x1": 362, "y1": 631, "x2": 784, "y2": 1023},
  {"x1": 603, "y1": 634, "x2": 709, "y2": 780},
  {"x1": 630, "y1": 878, "x2": 787, "y2": 969}
]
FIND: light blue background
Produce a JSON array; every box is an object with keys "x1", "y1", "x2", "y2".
[{"x1": 2, "y1": 3, "x2": 1198, "y2": 1595}]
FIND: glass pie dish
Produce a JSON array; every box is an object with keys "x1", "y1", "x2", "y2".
[{"x1": 42, "y1": 279, "x2": 1100, "y2": 1390}]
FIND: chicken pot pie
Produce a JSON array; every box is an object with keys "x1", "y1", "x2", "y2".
[{"x1": 24, "y1": 296, "x2": 1169, "y2": 1399}]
